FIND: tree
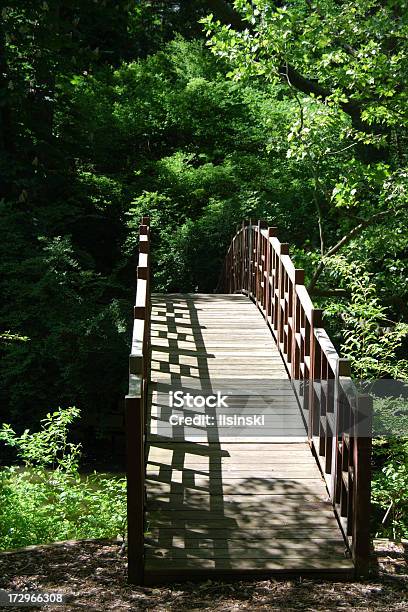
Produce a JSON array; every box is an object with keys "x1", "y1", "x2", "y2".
[{"x1": 202, "y1": 1, "x2": 408, "y2": 297}]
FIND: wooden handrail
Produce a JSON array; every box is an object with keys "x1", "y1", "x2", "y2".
[
  {"x1": 125, "y1": 216, "x2": 150, "y2": 584},
  {"x1": 220, "y1": 219, "x2": 372, "y2": 577}
]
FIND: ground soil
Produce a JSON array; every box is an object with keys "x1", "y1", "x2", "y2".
[{"x1": 0, "y1": 539, "x2": 406, "y2": 611}]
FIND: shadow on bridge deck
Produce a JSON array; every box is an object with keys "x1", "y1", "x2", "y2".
[{"x1": 143, "y1": 294, "x2": 353, "y2": 581}]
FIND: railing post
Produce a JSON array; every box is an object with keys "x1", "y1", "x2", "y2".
[
  {"x1": 126, "y1": 216, "x2": 150, "y2": 585},
  {"x1": 276, "y1": 242, "x2": 289, "y2": 348},
  {"x1": 125, "y1": 394, "x2": 145, "y2": 584},
  {"x1": 264, "y1": 227, "x2": 277, "y2": 324},
  {"x1": 248, "y1": 219, "x2": 253, "y2": 297},
  {"x1": 256, "y1": 221, "x2": 266, "y2": 307},
  {"x1": 309, "y1": 308, "x2": 323, "y2": 440},
  {"x1": 332, "y1": 358, "x2": 350, "y2": 501},
  {"x1": 352, "y1": 393, "x2": 373, "y2": 577},
  {"x1": 241, "y1": 221, "x2": 247, "y2": 291},
  {"x1": 290, "y1": 269, "x2": 304, "y2": 381}
]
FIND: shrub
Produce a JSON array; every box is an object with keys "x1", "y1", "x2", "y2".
[
  {"x1": 372, "y1": 438, "x2": 408, "y2": 540},
  {"x1": 0, "y1": 408, "x2": 126, "y2": 551}
]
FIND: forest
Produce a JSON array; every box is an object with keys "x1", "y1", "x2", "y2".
[{"x1": 0, "y1": 0, "x2": 407, "y2": 589}]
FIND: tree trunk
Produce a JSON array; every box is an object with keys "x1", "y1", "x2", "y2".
[{"x1": 0, "y1": 16, "x2": 15, "y2": 199}]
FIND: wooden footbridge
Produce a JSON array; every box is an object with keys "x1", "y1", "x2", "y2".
[{"x1": 125, "y1": 218, "x2": 372, "y2": 584}]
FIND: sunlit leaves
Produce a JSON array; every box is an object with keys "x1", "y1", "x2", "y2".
[
  {"x1": 323, "y1": 255, "x2": 408, "y2": 380},
  {"x1": 0, "y1": 409, "x2": 127, "y2": 549},
  {"x1": 203, "y1": 0, "x2": 408, "y2": 134}
]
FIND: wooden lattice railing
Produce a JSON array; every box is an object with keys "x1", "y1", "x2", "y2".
[
  {"x1": 220, "y1": 219, "x2": 372, "y2": 576},
  {"x1": 125, "y1": 216, "x2": 150, "y2": 584}
]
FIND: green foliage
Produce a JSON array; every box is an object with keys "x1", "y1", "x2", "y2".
[
  {"x1": 372, "y1": 396, "x2": 408, "y2": 540},
  {"x1": 1, "y1": 7, "x2": 407, "y2": 550},
  {"x1": 372, "y1": 438, "x2": 408, "y2": 540},
  {"x1": 373, "y1": 396, "x2": 408, "y2": 438},
  {"x1": 317, "y1": 252, "x2": 408, "y2": 540},
  {"x1": 0, "y1": 409, "x2": 126, "y2": 550},
  {"x1": 371, "y1": 398, "x2": 408, "y2": 540},
  {"x1": 0, "y1": 331, "x2": 29, "y2": 344},
  {"x1": 323, "y1": 255, "x2": 408, "y2": 380},
  {"x1": 0, "y1": 205, "x2": 129, "y2": 428},
  {"x1": 0, "y1": 408, "x2": 81, "y2": 471},
  {"x1": 203, "y1": 1, "x2": 408, "y2": 132},
  {"x1": 202, "y1": 0, "x2": 408, "y2": 318}
]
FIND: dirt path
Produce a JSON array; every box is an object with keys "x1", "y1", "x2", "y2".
[{"x1": 0, "y1": 539, "x2": 406, "y2": 611}]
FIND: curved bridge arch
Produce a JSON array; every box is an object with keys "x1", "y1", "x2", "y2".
[{"x1": 125, "y1": 218, "x2": 372, "y2": 584}]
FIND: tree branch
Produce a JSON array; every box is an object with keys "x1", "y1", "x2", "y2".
[
  {"x1": 206, "y1": 1, "x2": 368, "y2": 130},
  {"x1": 207, "y1": 1, "x2": 386, "y2": 139},
  {"x1": 308, "y1": 209, "x2": 389, "y2": 291},
  {"x1": 309, "y1": 288, "x2": 349, "y2": 298},
  {"x1": 280, "y1": 64, "x2": 366, "y2": 132}
]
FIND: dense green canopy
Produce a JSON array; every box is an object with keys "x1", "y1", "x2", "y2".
[{"x1": 1, "y1": 2, "x2": 407, "y2": 457}]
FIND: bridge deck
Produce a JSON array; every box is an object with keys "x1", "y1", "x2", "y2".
[{"x1": 144, "y1": 294, "x2": 353, "y2": 580}]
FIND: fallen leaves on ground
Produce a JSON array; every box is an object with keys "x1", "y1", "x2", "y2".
[{"x1": 0, "y1": 539, "x2": 406, "y2": 611}]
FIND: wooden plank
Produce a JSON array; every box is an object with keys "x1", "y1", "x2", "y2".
[
  {"x1": 147, "y1": 527, "x2": 345, "y2": 540},
  {"x1": 151, "y1": 321, "x2": 268, "y2": 326},
  {"x1": 151, "y1": 362, "x2": 286, "y2": 369},
  {"x1": 151, "y1": 318, "x2": 271, "y2": 324},
  {"x1": 146, "y1": 513, "x2": 340, "y2": 529},
  {"x1": 147, "y1": 457, "x2": 316, "y2": 466},
  {"x1": 151, "y1": 325, "x2": 274, "y2": 331},
  {"x1": 147, "y1": 438, "x2": 310, "y2": 444},
  {"x1": 150, "y1": 436, "x2": 314, "y2": 448},
  {"x1": 125, "y1": 397, "x2": 145, "y2": 584},
  {"x1": 147, "y1": 432, "x2": 309, "y2": 441},
  {"x1": 151, "y1": 325, "x2": 272, "y2": 331},
  {"x1": 151, "y1": 351, "x2": 282, "y2": 358},
  {"x1": 146, "y1": 458, "x2": 316, "y2": 466},
  {"x1": 147, "y1": 492, "x2": 330, "y2": 503},
  {"x1": 145, "y1": 557, "x2": 353, "y2": 570},
  {"x1": 149, "y1": 386, "x2": 296, "y2": 393},
  {"x1": 147, "y1": 500, "x2": 335, "y2": 514},
  {"x1": 151, "y1": 370, "x2": 290, "y2": 377},
  {"x1": 146, "y1": 467, "x2": 319, "y2": 478},
  {"x1": 146, "y1": 476, "x2": 326, "y2": 489},
  {"x1": 151, "y1": 342, "x2": 276, "y2": 349},
  {"x1": 152, "y1": 338, "x2": 278, "y2": 354},
  {"x1": 150, "y1": 359, "x2": 285, "y2": 367},
  {"x1": 150, "y1": 375, "x2": 290, "y2": 383},
  {"x1": 147, "y1": 479, "x2": 327, "y2": 496},
  {"x1": 145, "y1": 444, "x2": 317, "y2": 461},
  {"x1": 149, "y1": 411, "x2": 304, "y2": 418},
  {"x1": 147, "y1": 447, "x2": 313, "y2": 455},
  {"x1": 148, "y1": 421, "x2": 306, "y2": 429},
  {"x1": 145, "y1": 542, "x2": 347, "y2": 559}
]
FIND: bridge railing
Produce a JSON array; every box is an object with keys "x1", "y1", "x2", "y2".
[
  {"x1": 125, "y1": 216, "x2": 150, "y2": 584},
  {"x1": 220, "y1": 219, "x2": 372, "y2": 576}
]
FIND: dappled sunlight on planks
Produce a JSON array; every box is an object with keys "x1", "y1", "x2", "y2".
[{"x1": 142, "y1": 295, "x2": 353, "y2": 579}]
